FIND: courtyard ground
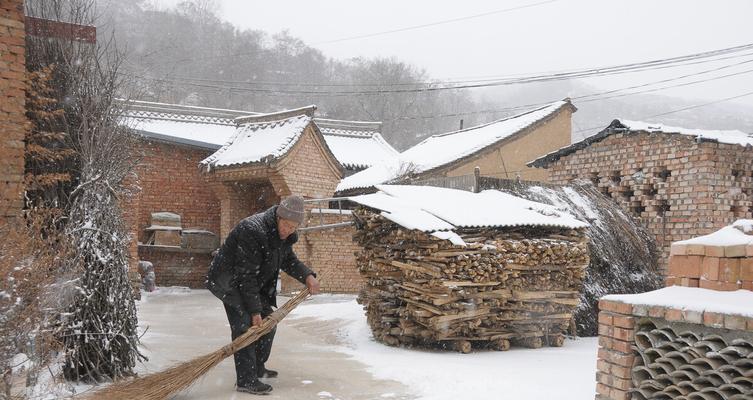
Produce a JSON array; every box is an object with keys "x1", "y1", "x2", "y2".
[{"x1": 133, "y1": 288, "x2": 598, "y2": 400}]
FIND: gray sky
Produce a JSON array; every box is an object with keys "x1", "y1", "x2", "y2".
[{"x1": 153, "y1": 0, "x2": 753, "y2": 107}]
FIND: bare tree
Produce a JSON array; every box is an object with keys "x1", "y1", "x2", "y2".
[{"x1": 24, "y1": 0, "x2": 144, "y2": 385}]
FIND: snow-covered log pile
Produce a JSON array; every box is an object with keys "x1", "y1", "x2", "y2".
[{"x1": 353, "y1": 207, "x2": 589, "y2": 352}]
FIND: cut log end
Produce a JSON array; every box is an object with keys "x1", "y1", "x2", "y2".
[
  {"x1": 454, "y1": 340, "x2": 472, "y2": 354},
  {"x1": 491, "y1": 338, "x2": 511, "y2": 351}
]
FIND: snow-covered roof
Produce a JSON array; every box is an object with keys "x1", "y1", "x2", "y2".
[
  {"x1": 338, "y1": 100, "x2": 574, "y2": 192},
  {"x1": 349, "y1": 184, "x2": 588, "y2": 245},
  {"x1": 120, "y1": 100, "x2": 393, "y2": 170},
  {"x1": 529, "y1": 118, "x2": 753, "y2": 168},
  {"x1": 120, "y1": 100, "x2": 254, "y2": 149},
  {"x1": 201, "y1": 106, "x2": 316, "y2": 170},
  {"x1": 316, "y1": 119, "x2": 398, "y2": 170},
  {"x1": 603, "y1": 286, "x2": 753, "y2": 318}
]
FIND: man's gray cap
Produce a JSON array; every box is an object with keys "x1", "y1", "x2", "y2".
[{"x1": 277, "y1": 195, "x2": 305, "y2": 224}]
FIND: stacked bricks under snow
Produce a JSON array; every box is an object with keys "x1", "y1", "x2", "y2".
[
  {"x1": 0, "y1": 0, "x2": 27, "y2": 221},
  {"x1": 667, "y1": 221, "x2": 753, "y2": 292},
  {"x1": 595, "y1": 221, "x2": 753, "y2": 400}
]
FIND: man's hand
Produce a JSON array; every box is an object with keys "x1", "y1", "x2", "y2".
[
  {"x1": 306, "y1": 274, "x2": 320, "y2": 295},
  {"x1": 252, "y1": 313, "x2": 263, "y2": 327}
]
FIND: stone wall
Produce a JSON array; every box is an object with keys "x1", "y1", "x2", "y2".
[
  {"x1": 0, "y1": 0, "x2": 27, "y2": 221},
  {"x1": 545, "y1": 132, "x2": 752, "y2": 269}
]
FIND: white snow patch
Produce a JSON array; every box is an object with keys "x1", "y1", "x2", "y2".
[
  {"x1": 603, "y1": 286, "x2": 753, "y2": 317},
  {"x1": 290, "y1": 294, "x2": 598, "y2": 400},
  {"x1": 675, "y1": 221, "x2": 753, "y2": 247},
  {"x1": 619, "y1": 120, "x2": 753, "y2": 147},
  {"x1": 322, "y1": 131, "x2": 398, "y2": 170},
  {"x1": 318, "y1": 391, "x2": 333, "y2": 397},
  {"x1": 349, "y1": 185, "x2": 587, "y2": 236},
  {"x1": 301, "y1": 380, "x2": 313, "y2": 385}
]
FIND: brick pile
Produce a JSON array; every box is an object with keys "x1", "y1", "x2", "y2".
[
  {"x1": 544, "y1": 131, "x2": 753, "y2": 270},
  {"x1": 594, "y1": 223, "x2": 753, "y2": 399},
  {"x1": 0, "y1": 0, "x2": 27, "y2": 221},
  {"x1": 668, "y1": 239, "x2": 753, "y2": 292},
  {"x1": 596, "y1": 298, "x2": 753, "y2": 400}
]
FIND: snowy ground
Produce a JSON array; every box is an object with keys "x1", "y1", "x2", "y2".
[{"x1": 134, "y1": 289, "x2": 598, "y2": 400}]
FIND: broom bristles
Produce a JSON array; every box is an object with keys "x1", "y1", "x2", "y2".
[{"x1": 82, "y1": 289, "x2": 310, "y2": 400}]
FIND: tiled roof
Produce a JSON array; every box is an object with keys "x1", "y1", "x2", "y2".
[{"x1": 201, "y1": 106, "x2": 316, "y2": 170}]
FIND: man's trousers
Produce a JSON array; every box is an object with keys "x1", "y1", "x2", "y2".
[{"x1": 223, "y1": 303, "x2": 276, "y2": 386}]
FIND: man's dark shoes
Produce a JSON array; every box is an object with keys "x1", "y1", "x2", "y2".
[
  {"x1": 237, "y1": 380, "x2": 273, "y2": 395},
  {"x1": 258, "y1": 367, "x2": 278, "y2": 378}
]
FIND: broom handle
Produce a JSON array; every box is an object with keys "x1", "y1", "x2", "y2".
[{"x1": 220, "y1": 288, "x2": 311, "y2": 357}]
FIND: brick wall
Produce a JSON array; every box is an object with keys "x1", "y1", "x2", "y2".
[
  {"x1": 130, "y1": 139, "x2": 221, "y2": 242},
  {"x1": 138, "y1": 246, "x2": 213, "y2": 288},
  {"x1": 545, "y1": 132, "x2": 750, "y2": 270},
  {"x1": 442, "y1": 107, "x2": 573, "y2": 182},
  {"x1": 0, "y1": 0, "x2": 27, "y2": 221},
  {"x1": 125, "y1": 138, "x2": 222, "y2": 288},
  {"x1": 283, "y1": 212, "x2": 362, "y2": 293},
  {"x1": 277, "y1": 125, "x2": 341, "y2": 199}
]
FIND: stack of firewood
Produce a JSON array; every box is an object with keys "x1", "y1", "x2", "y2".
[{"x1": 353, "y1": 208, "x2": 589, "y2": 353}]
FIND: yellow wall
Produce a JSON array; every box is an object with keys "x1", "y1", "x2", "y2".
[{"x1": 442, "y1": 108, "x2": 573, "y2": 182}]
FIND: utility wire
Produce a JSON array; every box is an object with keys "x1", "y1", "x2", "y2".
[
  {"x1": 571, "y1": 90, "x2": 753, "y2": 136},
  {"x1": 313, "y1": 0, "x2": 559, "y2": 45},
  {"x1": 124, "y1": 44, "x2": 753, "y2": 96},
  {"x1": 165, "y1": 1, "x2": 559, "y2": 65},
  {"x1": 380, "y1": 63, "x2": 753, "y2": 121},
  {"x1": 138, "y1": 50, "x2": 753, "y2": 89}
]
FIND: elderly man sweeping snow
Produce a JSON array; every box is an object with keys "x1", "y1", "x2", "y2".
[{"x1": 207, "y1": 195, "x2": 320, "y2": 395}]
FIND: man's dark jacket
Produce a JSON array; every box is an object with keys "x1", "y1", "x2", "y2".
[{"x1": 206, "y1": 206, "x2": 314, "y2": 314}]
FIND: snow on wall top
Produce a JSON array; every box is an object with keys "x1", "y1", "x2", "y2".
[
  {"x1": 674, "y1": 219, "x2": 753, "y2": 247},
  {"x1": 603, "y1": 286, "x2": 753, "y2": 317},
  {"x1": 338, "y1": 100, "x2": 572, "y2": 191},
  {"x1": 317, "y1": 120, "x2": 398, "y2": 170},
  {"x1": 349, "y1": 185, "x2": 588, "y2": 245},
  {"x1": 201, "y1": 106, "x2": 315, "y2": 169},
  {"x1": 120, "y1": 100, "x2": 252, "y2": 149},
  {"x1": 529, "y1": 118, "x2": 753, "y2": 168}
]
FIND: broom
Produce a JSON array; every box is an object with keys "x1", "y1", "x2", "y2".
[{"x1": 82, "y1": 288, "x2": 311, "y2": 399}]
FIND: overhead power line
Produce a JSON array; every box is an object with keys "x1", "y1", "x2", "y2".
[
  {"x1": 571, "y1": 90, "x2": 753, "y2": 136},
  {"x1": 124, "y1": 42, "x2": 753, "y2": 96},
  {"x1": 166, "y1": 0, "x2": 559, "y2": 65},
  {"x1": 313, "y1": 0, "x2": 559, "y2": 45}
]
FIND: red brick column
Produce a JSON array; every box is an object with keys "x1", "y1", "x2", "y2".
[
  {"x1": 595, "y1": 300, "x2": 636, "y2": 400},
  {"x1": 0, "y1": 0, "x2": 27, "y2": 222}
]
